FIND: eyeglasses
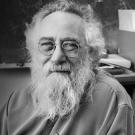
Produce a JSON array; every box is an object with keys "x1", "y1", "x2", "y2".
[{"x1": 38, "y1": 39, "x2": 80, "y2": 57}]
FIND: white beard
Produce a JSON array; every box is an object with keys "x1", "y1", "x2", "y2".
[{"x1": 31, "y1": 55, "x2": 96, "y2": 119}]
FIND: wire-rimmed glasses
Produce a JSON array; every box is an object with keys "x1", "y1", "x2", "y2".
[{"x1": 38, "y1": 39, "x2": 80, "y2": 57}]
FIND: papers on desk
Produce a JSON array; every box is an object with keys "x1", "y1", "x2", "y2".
[{"x1": 99, "y1": 54, "x2": 131, "y2": 69}]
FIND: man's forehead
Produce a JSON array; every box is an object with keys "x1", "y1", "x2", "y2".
[
  {"x1": 35, "y1": 12, "x2": 84, "y2": 30},
  {"x1": 40, "y1": 11, "x2": 83, "y2": 25},
  {"x1": 33, "y1": 11, "x2": 85, "y2": 41}
]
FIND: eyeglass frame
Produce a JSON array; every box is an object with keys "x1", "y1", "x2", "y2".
[{"x1": 38, "y1": 37, "x2": 83, "y2": 57}]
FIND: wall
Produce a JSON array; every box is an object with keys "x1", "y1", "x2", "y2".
[
  {"x1": 0, "y1": 68, "x2": 31, "y2": 109},
  {"x1": 118, "y1": 30, "x2": 135, "y2": 64},
  {"x1": 103, "y1": 27, "x2": 119, "y2": 50},
  {"x1": 104, "y1": 26, "x2": 135, "y2": 65}
]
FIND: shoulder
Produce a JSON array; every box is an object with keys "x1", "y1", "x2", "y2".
[
  {"x1": 7, "y1": 85, "x2": 34, "y2": 116},
  {"x1": 79, "y1": 71, "x2": 134, "y2": 134},
  {"x1": 93, "y1": 70, "x2": 133, "y2": 109}
]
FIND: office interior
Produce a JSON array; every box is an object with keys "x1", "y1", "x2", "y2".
[{"x1": 0, "y1": 0, "x2": 135, "y2": 110}]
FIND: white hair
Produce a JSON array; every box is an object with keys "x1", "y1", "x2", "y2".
[
  {"x1": 25, "y1": 0, "x2": 105, "y2": 65},
  {"x1": 31, "y1": 52, "x2": 96, "y2": 119},
  {"x1": 24, "y1": 0, "x2": 105, "y2": 119}
]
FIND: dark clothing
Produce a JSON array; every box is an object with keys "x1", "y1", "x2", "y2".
[{"x1": 0, "y1": 72, "x2": 134, "y2": 135}]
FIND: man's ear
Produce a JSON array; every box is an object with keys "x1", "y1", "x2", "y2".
[{"x1": 88, "y1": 46, "x2": 99, "y2": 58}]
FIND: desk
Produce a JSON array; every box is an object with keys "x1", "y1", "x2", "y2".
[
  {"x1": 115, "y1": 72, "x2": 135, "y2": 85},
  {"x1": 114, "y1": 71, "x2": 135, "y2": 98}
]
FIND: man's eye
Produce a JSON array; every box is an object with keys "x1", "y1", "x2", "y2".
[
  {"x1": 39, "y1": 42, "x2": 54, "y2": 52},
  {"x1": 63, "y1": 42, "x2": 79, "y2": 51}
]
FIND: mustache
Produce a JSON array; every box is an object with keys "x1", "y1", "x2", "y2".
[{"x1": 48, "y1": 62, "x2": 71, "y2": 72}]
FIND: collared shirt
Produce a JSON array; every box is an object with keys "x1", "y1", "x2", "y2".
[{"x1": 0, "y1": 71, "x2": 134, "y2": 135}]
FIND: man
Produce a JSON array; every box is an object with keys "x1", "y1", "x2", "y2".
[{"x1": 0, "y1": 0, "x2": 134, "y2": 135}]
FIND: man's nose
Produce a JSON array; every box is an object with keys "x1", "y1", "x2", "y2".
[{"x1": 51, "y1": 45, "x2": 66, "y2": 64}]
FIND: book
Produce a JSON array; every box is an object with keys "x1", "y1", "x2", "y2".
[{"x1": 99, "y1": 54, "x2": 131, "y2": 69}]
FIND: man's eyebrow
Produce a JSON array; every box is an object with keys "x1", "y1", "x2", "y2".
[
  {"x1": 39, "y1": 37, "x2": 54, "y2": 42},
  {"x1": 38, "y1": 37, "x2": 80, "y2": 44},
  {"x1": 61, "y1": 37, "x2": 80, "y2": 43}
]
